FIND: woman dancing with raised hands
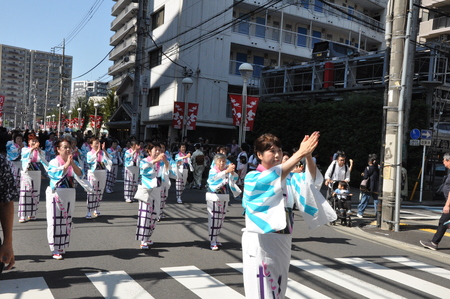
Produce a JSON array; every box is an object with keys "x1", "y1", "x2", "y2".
[{"x1": 241, "y1": 132, "x2": 321, "y2": 298}]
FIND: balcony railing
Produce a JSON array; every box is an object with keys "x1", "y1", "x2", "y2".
[{"x1": 433, "y1": 16, "x2": 450, "y2": 30}]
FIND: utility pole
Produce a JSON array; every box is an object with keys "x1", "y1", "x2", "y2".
[
  {"x1": 44, "y1": 59, "x2": 51, "y2": 131},
  {"x1": 131, "y1": 0, "x2": 147, "y2": 139},
  {"x1": 32, "y1": 79, "x2": 38, "y2": 131},
  {"x1": 58, "y1": 39, "x2": 65, "y2": 135},
  {"x1": 381, "y1": 0, "x2": 416, "y2": 231}
]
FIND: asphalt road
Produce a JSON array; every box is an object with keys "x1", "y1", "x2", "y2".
[{"x1": 2, "y1": 173, "x2": 450, "y2": 298}]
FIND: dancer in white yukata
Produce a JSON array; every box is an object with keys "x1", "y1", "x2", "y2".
[
  {"x1": 123, "y1": 140, "x2": 143, "y2": 203},
  {"x1": 18, "y1": 134, "x2": 48, "y2": 223},
  {"x1": 136, "y1": 142, "x2": 169, "y2": 249},
  {"x1": 106, "y1": 140, "x2": 121, "y2": 193},
  {"x1": 174, "y1": 143, "x2": 192, "y2": 204},
  {"x1": 242, "y1": 132, "x2": 333, "y2": 298},
  {"x1": 44, "y1": 132, "x2": 56, "y2": 162},
  {"x1": 157, "y1": 142, "x2": 173, "y2": 221},
  {"x1": 206, "y1": 153, "x2": 240, "y2": 250},
  {"x1": 85, "y1": 137, "x2": 112, "y2": 219},
  {"x1": 6, "y1": 132, "x2": 25, "y2": 192},
  {"x1": 46, "y1": 138, "x2": 83, "y2": 260}
]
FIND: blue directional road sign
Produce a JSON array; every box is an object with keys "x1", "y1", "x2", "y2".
[
  {"x1": 410, "y1": 129, "x2": 420, "y2": 140},
  {"x1": 421, "y1": 129, "x2": 432, "y2": 140}
]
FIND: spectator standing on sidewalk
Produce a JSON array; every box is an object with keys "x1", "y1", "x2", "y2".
[
  {"x1": 420, "y1": 152, "x2": 450, "y2": 250},
  {"x1": 356, "y1": 154, "x2": 380, "y2": 218}
]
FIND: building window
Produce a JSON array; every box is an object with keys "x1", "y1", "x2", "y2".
[
  {"x1": 149, "y1": 48, "x2": 162, "y2": 68},
  {"x1": 147, "y1": 87, "x2": 160, "y2": 107},
  {"x1": 151, "y1": 6, "x2": 165, "y2": 30}
]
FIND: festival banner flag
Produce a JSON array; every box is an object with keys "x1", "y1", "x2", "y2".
[
  {"x1": 172, "y1": 102, "x2": 184, "y2": 129},
  {"x1": 229, "y1": 94, "x2": 259, "y2": 131},
  {"x1": 186, "y1": 103, "x2": 199, "y2": 131},
  {"x1": 230, "y1": 94, "x2": 242, "y2": 126},
  {"x1": 245, "y1": 96, "x2": 259, "y2": 131},
  {"x1": 90, "y1": 115, "x2": 103, "y2": 129}
]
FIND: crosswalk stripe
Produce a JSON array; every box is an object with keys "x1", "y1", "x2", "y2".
[
  {"x1": 227, "y1": 262, "x2": 331, "y2": 299},
  {"x1": 0, "y1": 277, "x2": 54, "y2": 299},
  {"x1": 384, "y1": 256, "x2": 450, "y2": 280},
  {"x1": 290, "y1": 260, "x2": 406, "y2": 299},
  {"x1": 86, "y1": 271, "x2": 154, "y2": 299},
  {"x1": 337, "y1": 257, "x2": 450, "y2": 298},
  {"x1": 161, "y1": 265, "x2": 245, "y2": 298}
]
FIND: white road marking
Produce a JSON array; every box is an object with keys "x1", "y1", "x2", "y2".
[
  {"x1": 0, "y1": 277, "x2": 54, "y2": 299},
  {"x1": 86, "y1": 270, "x2": 154, "y2": 299},
  {"x1": 162, "y1": 265, "x2": 245, "y2": 298},
  {"x1": 227, "y1": 262, "x2": 331, "y2": 299},
  {"x1": 337, "y1": 257, "x2": 450, "y2": 298},
  {"x1": 291, "y1": 259, "x2": 406, "y2": 299}
]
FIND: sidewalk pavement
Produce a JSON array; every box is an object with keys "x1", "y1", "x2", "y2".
[{"x1": 338, "y1": 186, "x2": 450, "y2": 256}]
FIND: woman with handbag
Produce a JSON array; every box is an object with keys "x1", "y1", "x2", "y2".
[
  {"x1": 45, "y1": 138, "x2": 83, "y2": 260},
  {"x1": 357, "y1": 154, "x2": 380, "y2": 218},
  {"x1": 85, "y1": 137, "x2": 112, "y2": 219},
  {"x1": 206, "y1": 153, "x2": 240, "y2": 250},
  {"x1": 18, "y1": 134, "x2": 48, "y2": 223},
  {"x1": 135, "y1": 142, "x2": 168, "y2": 249}
]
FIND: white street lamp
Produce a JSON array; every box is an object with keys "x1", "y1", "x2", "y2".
[
  {"x1": 94, "y1": 103, "x2": 99, "y2": 136},
  {"x1": 77, "y1": 107, "x2": 82, "y2": 130},
  {"x1": 238, "y1": 63, "x2": 253, "y2": 146},
  {"x1": 181, "y1": 77, "x2": 193, "y2": 140},
  {"x1": 68, "y1": 109, "x2": 72, "y2": 131},
  {"x1": 51, "y1": 114, "x2": 56, "y2": 131},
  {"x1": 46, "y1": 115, "x2": 51, "y2": 131}
]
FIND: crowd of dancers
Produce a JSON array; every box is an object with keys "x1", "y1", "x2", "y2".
[{"x1": 1, "y1": 129, "x2": 242, "y2": 260}]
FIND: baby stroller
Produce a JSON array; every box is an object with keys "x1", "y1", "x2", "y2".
[{"x1": 327, "y1": 181, "x2": 353, "y2": 227}]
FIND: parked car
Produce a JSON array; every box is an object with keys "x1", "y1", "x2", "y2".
[{"x1": 433, "y1": 122, "x2": 450, "y2": 139}]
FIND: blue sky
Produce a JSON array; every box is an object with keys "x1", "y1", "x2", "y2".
[{"x1": 0, "y1": 0, "x2": 114, "y2": 84}]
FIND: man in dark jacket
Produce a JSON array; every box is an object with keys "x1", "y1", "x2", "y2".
[{"x1": 357, "y1": 154, "x2": 379, "y2": 218}]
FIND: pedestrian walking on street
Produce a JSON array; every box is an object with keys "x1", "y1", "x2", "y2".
[
  {"x1": 421, "y1": 152, "x2": 450, "y2": 250},
  {"x1": 357, "y1": 154, "x2": 380, "y2": 218}
]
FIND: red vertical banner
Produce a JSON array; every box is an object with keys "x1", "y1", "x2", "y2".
[
  {"x1": 0, "y1": 95, "x2": 4, "y2": 127},
  {"x1": 172, "y1": 102, "x2": 184, "y2": 129},
  {"x1": 245, "y1": 96, "x2": 259, "y2": 131},
  {"x1": 229, "y1": 94, "x2": 242, "y2": 126},
  {"x1": 90, "y1": 115, "x2": 95, "y2": 128},
  {"x1": 186, "y1": 103, "x2": 199, "y2": 130},
  {"x1": 96, "y1": 116, "x2": 102, "y2": 129}
]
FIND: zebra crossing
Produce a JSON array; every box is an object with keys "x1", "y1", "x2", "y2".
[{"x1": 1, "y1": 256, "x2": 450, "y2": 298}]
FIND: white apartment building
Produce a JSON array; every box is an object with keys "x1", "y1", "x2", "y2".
[
  {"x1": 72, "y1": 80, "x2": 109, "y2": 107},
  {"x1": 0, "y1": 44, "x2": 72, "y2": 129},
  {"x1": 108, "y1": 0, "x2": 387, "y2": 142},
  {"x1": 108, "y1": 0, "x2": 138, "y2": 89}
]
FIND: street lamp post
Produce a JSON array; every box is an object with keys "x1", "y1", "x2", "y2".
[
  {"x1": 238, "y1": 63, "x2": 253, "y2": 146},
  {"x1": 68, "y1": 109, "x2": 72, "y2": 131},
  {"x1": 46, "y1": 116, "x2": 51, "y2": 131},
  {"x1": 51, "y1": 114, "x2": 56, "y2": 131},
  {"x1": 181, "y1": 77, "x2": 193, "y2": 140},
  {"x1": 94, "y1": 103, "x2": 99, "y2": 136},
  {"x1": 77, "y1": 107, "x2": 82, "y2": 130}
]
